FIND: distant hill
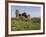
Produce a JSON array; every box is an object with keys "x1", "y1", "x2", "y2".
[{"x1": 31, "y1": 17, "x2": 40, "y2": 23}]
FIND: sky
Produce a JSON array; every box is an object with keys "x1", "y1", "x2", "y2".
[{"x1": 11, "y1": 5, "x2": 41, "y2": 18}]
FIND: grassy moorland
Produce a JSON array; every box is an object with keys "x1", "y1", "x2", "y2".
[{"x1": 11, "y1": 18, "x2": 40, "y2": 31}]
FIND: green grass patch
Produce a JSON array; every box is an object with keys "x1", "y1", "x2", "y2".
[{"x1": 11, "y1": 18, "x2": 40, "y2": 31}]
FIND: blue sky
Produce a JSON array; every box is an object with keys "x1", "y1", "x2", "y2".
[{"x1": 11, "y1": 5, "x2": 41, "y2": 18}]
